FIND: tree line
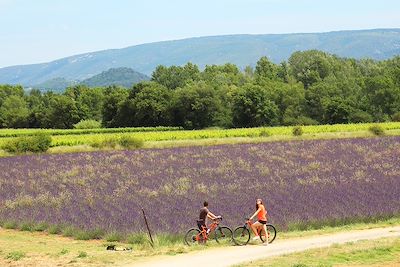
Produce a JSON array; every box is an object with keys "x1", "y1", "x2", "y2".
[{"x1": 1, "y1": 50, "x2": 399, "y2": 129}]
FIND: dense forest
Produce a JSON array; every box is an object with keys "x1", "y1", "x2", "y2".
[{"x1": 0, "y1": 50, "x2": 399, "y2": 129}]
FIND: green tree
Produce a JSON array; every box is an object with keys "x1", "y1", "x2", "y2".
[
  {"x1": 102, "y1": 86, "x2": 129, "y2": 127},
  {"x1": 304, "y1": 70, "x2": 365, "y2": 123},
  {"x1": 202, "y1": 63, "x2": 245, "y2": 86},
  {"x1": 232, "y1": 83, "x2": 279, "y2": 127},
  {"x1": 32, "y1": 92, "x2": 57, "y2": 128},
  {"x1": 364, "y1": 75, "x2": 400, "y2": 120},
  {"x1": 26, "y1": 89, "x2": 45, "y2": 128},
  {"x1": 385, "y1": 56, "x2": 400, "y2": 86},
  {"x1": 277, "y1": 61, "x2": 291, "y2": 83},
  {"x1": 65, "y1": 85, "x2": 104, "y2": 121},
  {"x1": 172, "y1": 81, "x2": 226, "y2": 129},
  {"x1": 356, "y1": 59, "x2": 383, "y2": 77},
  {"x1": 288, "y1": 50, "x2": 334, "y2": 88},
  {"x1": 276, "y1": 82, "x2": 308, "y2": 125},
  {"x1": 244, "y1": 65, "x2": 254, "y2": 79},
  {"x1": 125, "y1": 82, "x2": 172, "y2": 126},
  {"x1": 0, "y1": 85, "x2": 24, "y2": 107},
  {"x1": 321, "y1": 97, "x2": 354, "y2": 124},
  {"x1": 151, "y1": 63, "x2": 200, "y2": 90},
  {"x1": 0, "y1": 95, "x2": 29, "y2": 128},
  {"x1": 255, "y1": 57, "x2": 278, "y2": 80},
  {"x1": 43, "y1": 95, "x2": 80, "y2": 128}
]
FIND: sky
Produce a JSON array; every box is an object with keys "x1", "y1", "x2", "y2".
[{"x1": 0, "y1": 0, "x2": 399, "y2": 67}]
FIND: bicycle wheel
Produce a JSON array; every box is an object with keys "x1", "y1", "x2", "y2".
[
  {"x1": 233, "y1": 226, "x2": 250, "y2": 246},
  {"x1": 215, "y1": 226, "x2": 233, "y2": 245},
  {"x1": 184, "y1": 228, "x2": 202, "y2": 246},
  {"x1": 260, "y1": 224, "x2": 277, "y2": 244}
]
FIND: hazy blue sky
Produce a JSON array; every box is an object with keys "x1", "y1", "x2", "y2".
[{"x1": 1, "y1": 0, "x2": 399, "y2": 67}]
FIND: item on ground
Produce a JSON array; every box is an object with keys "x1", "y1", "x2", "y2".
[{"x1": 106, "y1": 245, "x2": 133, "y2": 251}]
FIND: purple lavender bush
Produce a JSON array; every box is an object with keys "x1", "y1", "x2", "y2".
[{"x1": 0, "y1": 137, "x2": 399, "y2": 235}]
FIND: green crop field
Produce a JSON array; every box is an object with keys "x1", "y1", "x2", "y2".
[
  {"x1": 0, "y1": 122, "x2": 398, "y2": 152},
  {"x1": 0, "y1": 122, "x2": 400, "y2": 147},
  {"x1": 0, "y1": 126, "x2": 182, "y2": 138},
  {"x1": 0, "y1": 122, "x2": 399, "y2": 149}
]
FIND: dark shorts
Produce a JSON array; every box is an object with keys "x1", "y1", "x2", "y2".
[
  {"x1": 197, "y1": 220, "x2": 206, "y2": 230},
  {"x1": 258, "y1": 220, "x2": 267, "y2": 225}
]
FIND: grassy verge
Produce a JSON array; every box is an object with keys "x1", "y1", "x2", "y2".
[
  {"x1": 1, "y1": 216, "x2": 399, "y2": 244},
  {"x1": 277, "y1": 216, "x2": 400, "y2": 240},
  {"x1": 0, "y1": 227, "x2": 225, "y2": 267},
  {"x1": 235, "y1": 237, "x2": 400, "y2": 267},
  {"x1": 0, "y1": 217, "x2": 399, "y2": 266}
]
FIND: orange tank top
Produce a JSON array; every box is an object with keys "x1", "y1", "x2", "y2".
[{"x1": 257, "y1": 204, "x2": 267, "y2": 221}]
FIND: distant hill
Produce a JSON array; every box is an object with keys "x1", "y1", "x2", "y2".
[
  {"x1": 30, "y1": 68, "x2": 149, "y2": 92},
  {"x1": 1, "y1": 28, "x2": 400, "y2": 87},
  {"x1": 80, "y1": 67, "x2": 149, "y2": 88},
  {"x1": 33, "y1": 77, "x2": 78, "y2": 92}
]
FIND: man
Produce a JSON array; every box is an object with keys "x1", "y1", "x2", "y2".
[{"x1": 198, "y1": 201, "x2": 219, "y2": 232}]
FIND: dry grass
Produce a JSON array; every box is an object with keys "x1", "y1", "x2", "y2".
[{"x1": 0, "y1": 228, "x2": 215, "y2": 267}]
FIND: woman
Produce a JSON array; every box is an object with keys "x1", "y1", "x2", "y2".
[{"x1": 249, "y1": 198, "x2": 268, "y2": 244}]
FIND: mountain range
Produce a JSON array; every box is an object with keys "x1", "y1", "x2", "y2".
[{"x1": 1, "y1": 28, "x2": 399, "y2": 89}]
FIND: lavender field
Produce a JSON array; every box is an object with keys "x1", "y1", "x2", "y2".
[{"x1": 0, "y1": 137, "x2": 399, "y2": 234}]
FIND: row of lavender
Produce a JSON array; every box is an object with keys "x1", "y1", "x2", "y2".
[{"x1": 0, "y1": 137, "x2": 399, "y2": 233}]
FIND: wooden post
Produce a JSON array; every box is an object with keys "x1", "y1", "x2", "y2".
[{"x1": 141, "y1": 208, "x2": 154, "y2": 247}]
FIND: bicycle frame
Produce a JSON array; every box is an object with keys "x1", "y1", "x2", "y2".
[
  {"x1": 245, "y1": 219, "x2": 268, "y2": 238},
  {"x1": 197, "y1": 219, "x2": 221, "y2": 242}
]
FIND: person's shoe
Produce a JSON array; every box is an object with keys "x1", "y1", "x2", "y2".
[{"x1": 252, "y1": 236, "x2": 260, "y2": 240}]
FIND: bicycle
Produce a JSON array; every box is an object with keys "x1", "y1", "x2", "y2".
[
  {"x1": 233, "y1": 218, "x2": 277, "y2": 245},
  {"x1": 184, "y1": 216, "x2": 233, "y2": 246}
]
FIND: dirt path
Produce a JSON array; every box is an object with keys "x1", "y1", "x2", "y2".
[{"x1": 128, "y1": 226, "x2": 400, "y2": 267}]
